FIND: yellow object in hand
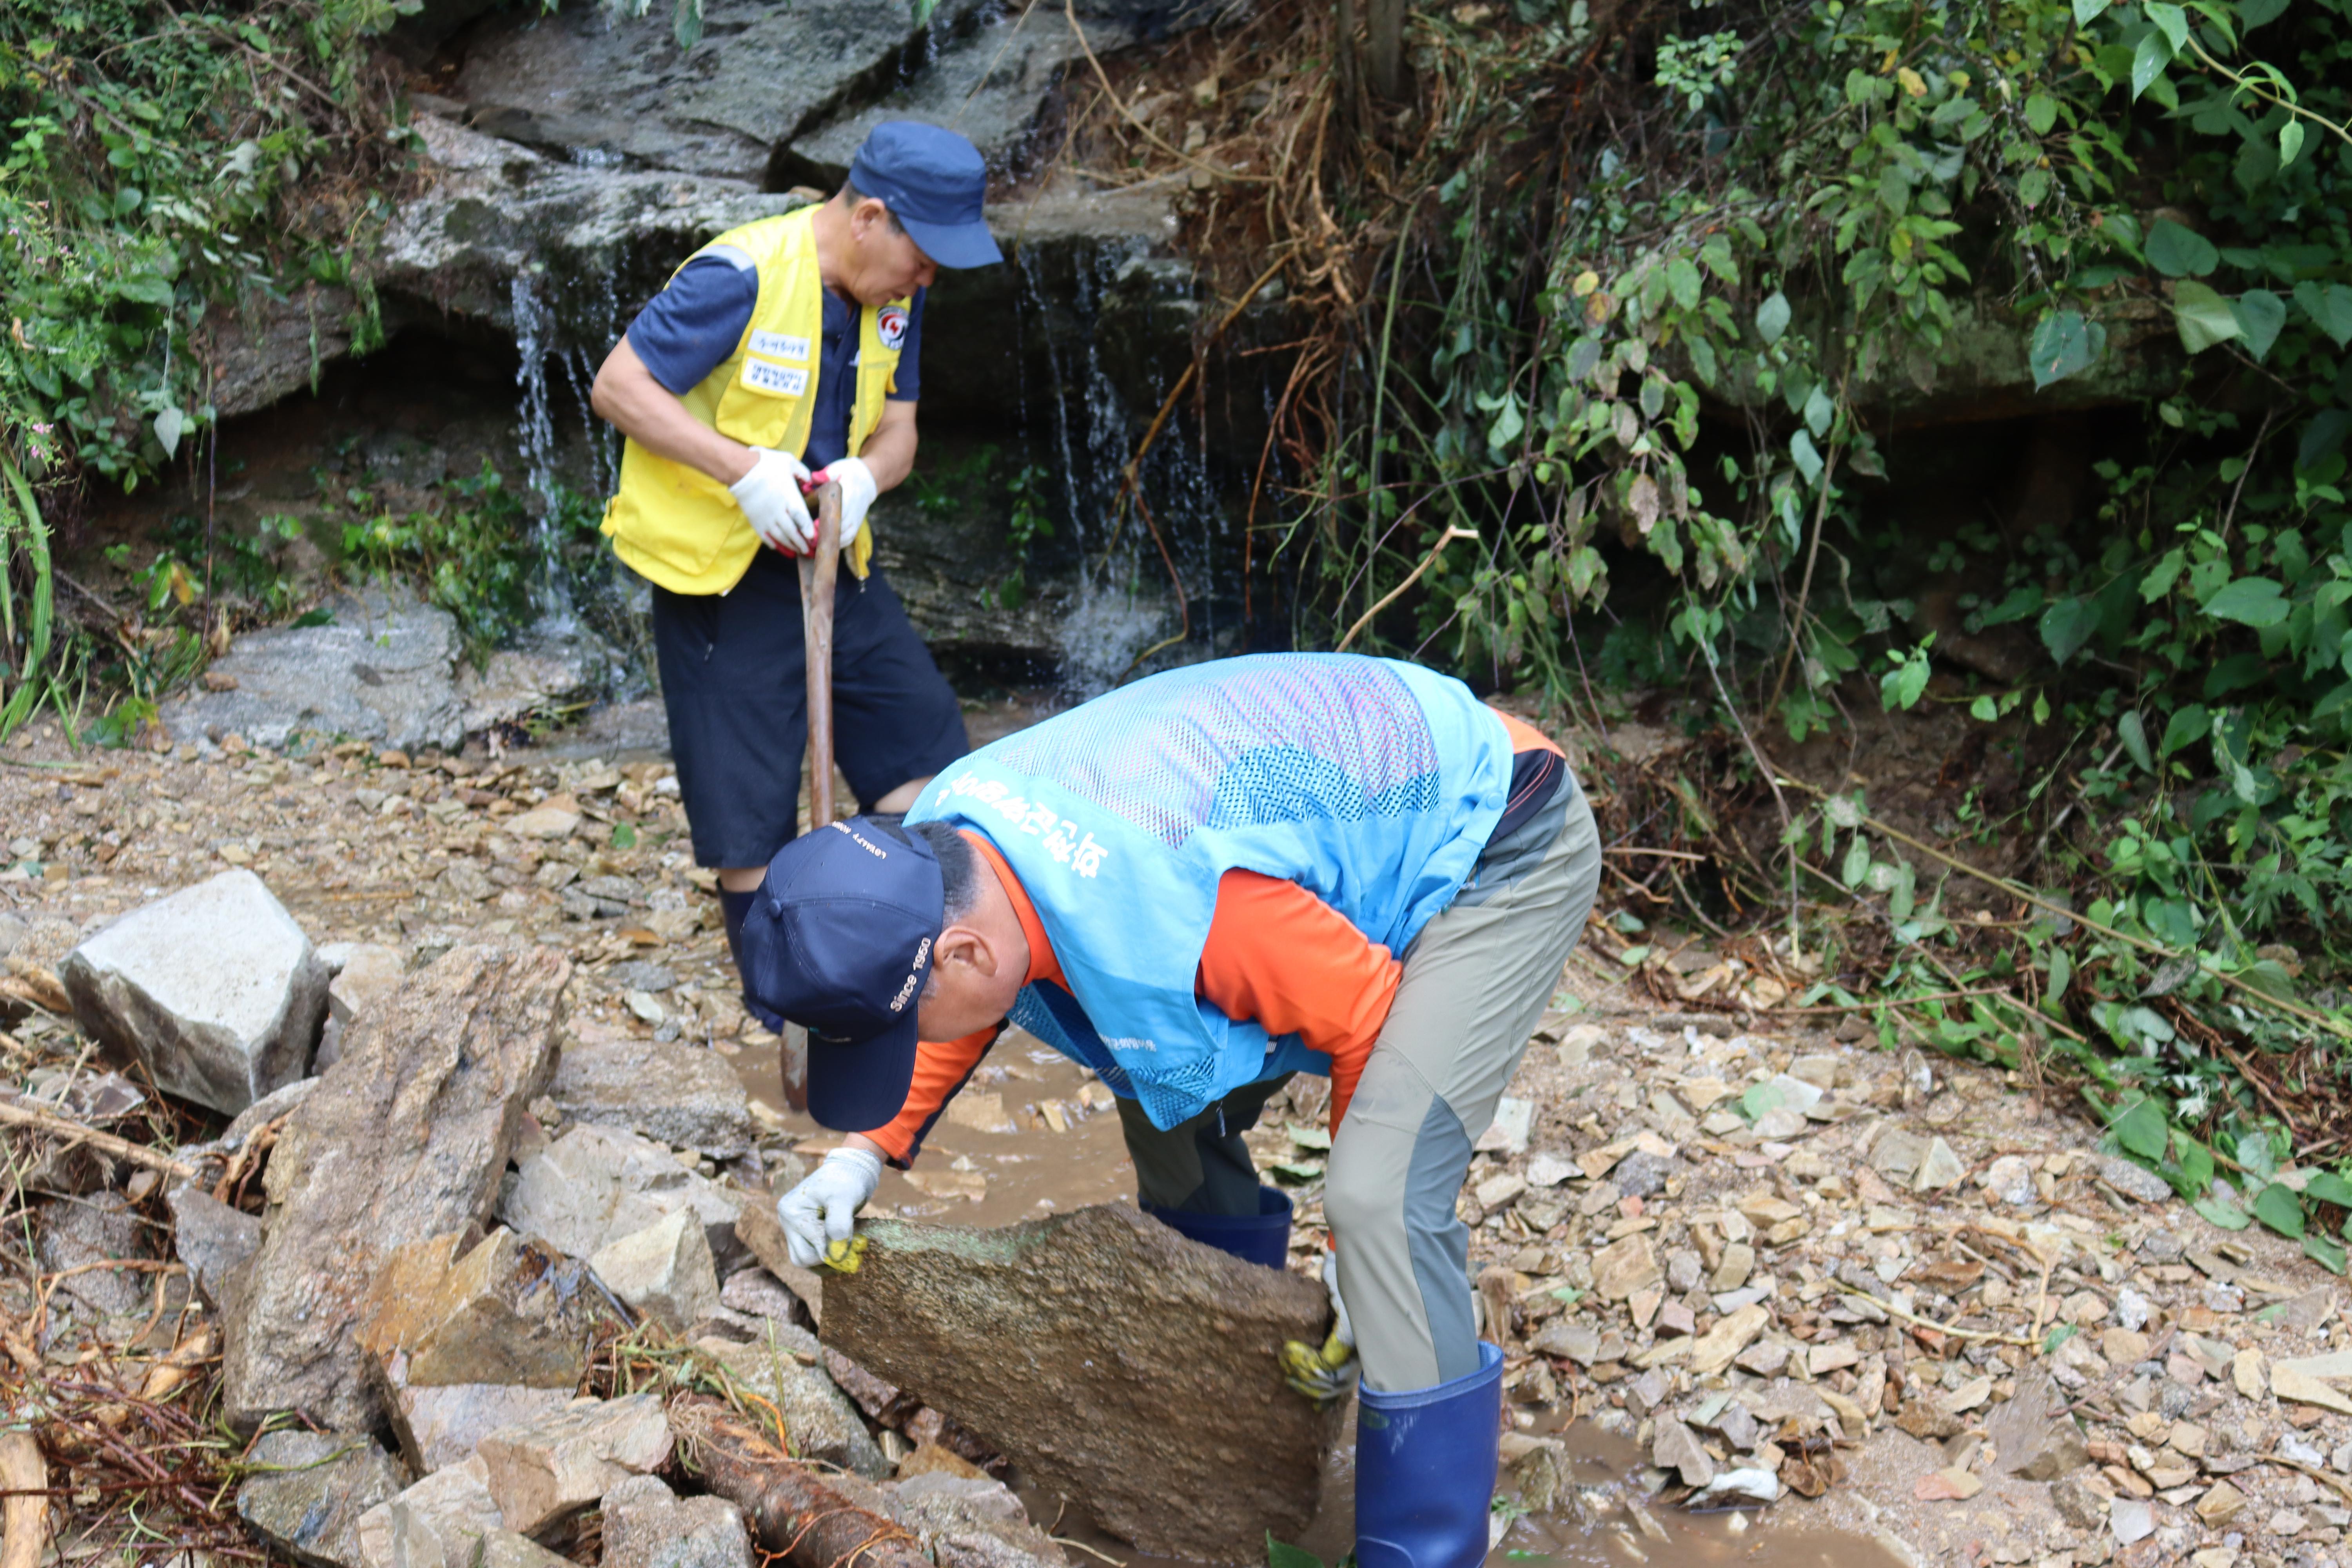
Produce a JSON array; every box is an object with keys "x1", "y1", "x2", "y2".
[
  {"x1": 1281, "y1": 1331, "x2": 1354, "y2": 1404},
  {"x1": 822, "y1": 1235, "x2": 870, "y2": 1274}
]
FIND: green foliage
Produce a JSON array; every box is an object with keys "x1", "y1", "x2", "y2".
[
  {"x1": 0, "y1": 0, "x2": 405, "y2": 738},
  {"x1": 337, "y1": 461, "x2": 545, "y2": 659}
]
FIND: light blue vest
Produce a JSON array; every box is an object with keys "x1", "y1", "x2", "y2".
[{"x1": 905, "y1": 654, "x2": 1514, "y2": 1130}]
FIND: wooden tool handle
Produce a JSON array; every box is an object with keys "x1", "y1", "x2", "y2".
[{"x1": 797, "y1": 482, "x2": 843, "y2": 831}]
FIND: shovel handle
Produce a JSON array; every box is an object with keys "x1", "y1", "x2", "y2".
[{"x1": 797, "y1": 482, "x2": 843, "y2": 831}]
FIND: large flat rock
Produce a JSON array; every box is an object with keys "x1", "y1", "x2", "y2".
[
  {"x1": 158, "y1": 587, "x2": 464, "y2": 753},
  {"x1": 60, "y1": 868, "x2": 328, "y2": 1116},
  {"x1": 222, "y1": 944, "x2": 568, "y2": 1430},
  {"x1": 824, "y1": 1204, "x2": 1341, "y2": 1563}
]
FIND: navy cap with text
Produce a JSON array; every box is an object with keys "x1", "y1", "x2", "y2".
[
  {"x1": 738, "y1": 817, "x2": 945, "y2": 1132},
  {"x1": 848, "y1": 121, "x2": 1004, "y2": 270}
]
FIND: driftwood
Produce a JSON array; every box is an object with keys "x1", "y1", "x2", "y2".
[
  {"x1": 671, "y1": 1395, "x2": 930, "y2": 1568},
  {"x1": 0, "y1": 1099, "x2": 200, "y2": 1179},
  {"x1": 0, "y1": 1430, "x2": 47, "y2": 1568}
]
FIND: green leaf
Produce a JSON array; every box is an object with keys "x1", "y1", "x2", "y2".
[
  {"x1": 2117, "y1": 711, "x2": 2152, "y2": 772},
  {"x1": 2073, "y1": 0, "x2": 2111, "y2": 24},
  {"x1": 1840, "y1": 835, "x2": 1871, "y2": 886},
  {"x1": 2131, "y1": 30, "x2": 2172, "y2": 98},
  {"x1": 1741, "y1": 1081, "x2": 1785, "y2": 1121},
  {"x1": 1755, "y1": 291, "x2": 1791, "y2": 346},
  {"x1": 1666, "y1": 256, "x2": 1702, "y2": 311},
  {"x1": 2203, "y1": 576, "x2": 2290, "y2": 627},
  {"x1": 2160, "y1": 702, "x2": 2210, "y2": 755},
  {"x1": 2305, "y1": 1232, "x2": 2348, "y2": 1276},
  {"x1": 2039, "y1": 596, "x2": 2099, "y2": 664},
  {"x1": 1616, "y1": 945, "x2": 1651, "y2": 966},
  {"x1": 2303, "y1": 1171, "x2": 2352, "y2": 1208},
  {"x1": 2294, "y1": 281, "x2": 2352, "y2": 348},
  {"x1": 2171, "y1": 280, "x2": 2243, "y2": 353},
  {"x1": 2238, "y1": 0, "x2": 2288, "y2": 23},
  {"x1": 1285, "y1": 1122, "x2": 1333, "y2": 1151},
  {"x1": 671, "y1": 0, "x2": 704, "y2": 49},
  {"x1": 1789, "y1": 430, "x2": 1824, "y2": 485},
  {"x1": 2029, "y1": 309, "x2": 2102, "y2": 389},
  {"x1": 2142, "y1": 0, "x2": 2189, "y2": 49},
  {"x1": 2146, "y1": 220, "x2": 2219, "y2": 278},
  {"x1": 2025, "y1": 93, "x2": 2059, "y2": 134},
  {"x1": 2255, "y1": 1181, "x2": 2307, "y2": 1239},
  {"x1": 2279, "y1": 120, "x2": 2305, "y2": 167},
  {"x1": 2194, "y1": 1195, "x2": 2252, "y2": 1229},
  {"x1": 2042, "y1": 1323, "x2": 2080, "y2": 1354},
  {"x1": 152, "y1": 406, "x2": 184, "y2": 460},
  {"x1": 610, "y1": 821, "x2": 639, "y2": 849},
  {"x1": 2172, "y1": 1131, "x2": 2214, "y2": 1197},
  {"x1": 2113, "y1": 1097, "x2": 2169, "y2": 1161},
  {"x1": 2232, "y1": 289, "x2": 2286, "y2": 361},
  {"x1": 115, "y1": 274, "x2": 175, "y2": 307}
]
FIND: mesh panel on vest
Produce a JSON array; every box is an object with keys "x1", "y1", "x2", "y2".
[
  {"x1": 990, "y1": 656, "x2": 1441, "y2": 848},
  {"x1": 1012, "y1": 985, "x2": 1227, "y2": 1129}
]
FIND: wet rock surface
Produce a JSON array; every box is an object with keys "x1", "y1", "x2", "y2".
[
  {"x1": 158, "y1": 587, "x2": 467, "y2": 754},
  {"x1": 60, "y1": 867, "x2": 328, "y2": 1115},
  {"x1": 236, "y1": 1428, "x2": 408, "y2": 1568},
  {"x1": 826, "y1": 1203, "x2": 1343, "y2": 1562}
]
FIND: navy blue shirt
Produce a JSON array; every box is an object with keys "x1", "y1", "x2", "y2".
[{"x1": 624, "y1": 252, "x2": 924, "y2": 471}]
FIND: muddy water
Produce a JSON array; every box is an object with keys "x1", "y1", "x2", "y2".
[
  {"x1": 734, "y1": 1026, "x2": 1139, "y2": 1227},
  {"x1": 733, "y1": 1041, "x2": 1904, "y2": 1568}
]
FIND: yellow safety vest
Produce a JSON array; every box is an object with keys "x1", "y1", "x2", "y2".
[{"x1": 600, "y1": 207, "x2": 905, "y2": 595}]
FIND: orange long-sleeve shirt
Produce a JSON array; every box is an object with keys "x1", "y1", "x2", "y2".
[{"x1": 864, "y1": 711, "x2": 1561, "y2": 1164}]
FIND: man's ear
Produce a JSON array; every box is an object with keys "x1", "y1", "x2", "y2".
[{"x1": 931, "y1": 920, "x2": 996, "y2": 980}]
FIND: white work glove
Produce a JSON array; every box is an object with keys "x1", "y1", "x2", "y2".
[
  {"x1": 1281, "y1": 1250, "x2": 1359, "y2": 1404},
  {"x1": 728, "y1": 447, "x2": 815, "y2": 554},
  {"x1": 808, "y1": 456, "x2": 877, "y2": 552},
  {"x1": 777, "y1": 1146, "x2": 882, "y2": 1272}
]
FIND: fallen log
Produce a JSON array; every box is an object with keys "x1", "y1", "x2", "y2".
[{"x1": 671, "y1": 1395, "x2": 930, "y2": 1568}]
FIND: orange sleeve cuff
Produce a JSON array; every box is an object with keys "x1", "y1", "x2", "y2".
[
  {"x1": 1195, "y1": 871, "x2": 1399, "y2": 1136},
  {"x1": 862, "y1": 1026, "x2": 996, "y2": 1165}
]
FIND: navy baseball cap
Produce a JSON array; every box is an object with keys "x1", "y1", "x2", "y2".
[
  {"x1": 738, "y1": 817, "x2": 946, "y2": 1131},
  {"x1": 849, "y1": 122, "x2": 1003, "y2": 269}
]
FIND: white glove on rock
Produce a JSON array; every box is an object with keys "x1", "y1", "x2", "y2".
[
  {"x1": 729, "y1": 447, "x2": 815, "y2": 554},
  {"x1": 778, "y1": 1145, "x2": 882, "y2": 1269},
  {"x1": 811, "y1": 456, "x2": 877, "y2": 552}
]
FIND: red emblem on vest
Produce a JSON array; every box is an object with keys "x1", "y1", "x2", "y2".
[{"x1": 877, "y1": 306, "x2": 909, "y2": 352}]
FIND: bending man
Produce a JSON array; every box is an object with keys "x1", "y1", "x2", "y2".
[{"x1": 740, "y1": 653, "x2": 1601, "y2": 1568}]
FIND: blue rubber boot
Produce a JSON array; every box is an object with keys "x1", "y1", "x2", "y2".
[
  {"x1": 1145, "y1": 1186, "x2": 1293, "y2": 1269},
  {"x1": 1354, "y1": 1341, "x2": 1504, "y2": 1568}
]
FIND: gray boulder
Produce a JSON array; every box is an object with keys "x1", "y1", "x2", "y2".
[
  {"x1": 600, "y1": 1474, "x2": 753, "y2": 1568},
  {"x1": 499, "y1": 1121, "x2": 743, "y2": 1267},
  {"x1": 168, "y1": 1185, "x2": 263, "y2": 1310},
  {"x1": 237, "y1": 1429, "x2": 408, "y2": 1568},
  {"x1": 59, "y1": 869, "x2": 327, "y2": 1116},
  {"x1": 548, "y1": 1032, "x2": 755, "y2": 1157},
  {"x1": 825, "y1": 1204, "x2": 1342, "y2": 1562},
  {"x1": 222, "y1": 944, "x2": 568, "y2": 1430},
  {"x1": 158, "y1": 586, "x2": 463, "y2": 753}
]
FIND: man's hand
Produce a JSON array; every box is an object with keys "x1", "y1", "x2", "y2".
[
  {"x1": 777, "y1": 1146, "x2": 882, "y2": 1271},
  {"x1": 730, "y1": 447, "x2": 816, "y2": 553},
  {"x1": 809, "y1": 457, "x2": 878, "y2": 552},
  {"x1": 1282, "y1": 1250, "x2": 1359, "y2": 1404}
]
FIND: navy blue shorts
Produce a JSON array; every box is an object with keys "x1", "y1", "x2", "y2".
[{"x1": 651, "y1": 553, "x2": 969, "y2": 868}]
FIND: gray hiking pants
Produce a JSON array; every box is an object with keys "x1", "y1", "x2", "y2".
[
  {"x1": 1327, "y1": 783, "x2": 1600, "y2": 1391},
  {"x1": 1115, "y1": 780, "x2": 1601, "y2": 1392}
]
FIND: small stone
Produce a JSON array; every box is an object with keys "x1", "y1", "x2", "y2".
[
  {"x1": 355, "y1": 1459, "x2": 504, "y2": 1568},
  {"x1": 1734, "y1": 1339, "x2": 1789, "y2": 1377},
  {"x1": 1790, "y1": 1054, "x2": 1840, "y2": 1091},
  {"x1": 358, "y1": 1229, "x2": 606, "y2": 1391},
  {"x1": 168, "y1": 1183, "x2": 262, "y2": 1310},
  {"x1": 1869, "y1": 1129, "x2": 1926, "y2": 1183},
  {"x1": 2115, "y1": 1284, "x2": 2152, "y2": 1331},
  {"x1": 2098, "y1": 1156, "x2": 2174, "y2": 1203},
  {"x1": 2103, "y1": 1328, "x2": 2152, "y2": 1365},
  {"x1": 693, "y1": 1335, "x2": 888, "y2": 1479},
  {"x1": 475, "y1": 1392, "x2": 673, "y2": 1535},
  {"x1": 1653, "y1": 1416, "x2": 1715, "y2": 1488},
  {"x1": 317, "y1": 942, "x2": 404, "y2": 1072},
  {"x1": 1474, "y1": 1097, "x2": 1533, "y2": 1156},
  {"x1": 1751, "y1": 1107, "x2": 1808, "y2": 1140},
  {"x1": 600, "y1": 1474, "x2": 752, "y2": 1568},
  {"x1": 1690, "y1": 1303, "x2": 1770, "y2": 1377},
  {"x1": 1711, "y1": 1243, "x2": 1755, "y2": 1293},
  {"x1": 590, "y1": 1209, "x2": 721, "y2": 1332},
  {"x1": 1613, "y1": 1152, "x2": 1675, "y2": 1200},
  {"x1": 238, "y1": 1429, "x2": 407, "y2": 1568},
  {"x1": 1666, "y1": 1250, "x2": 1703, "y2": 1293},
  {"x1": 2195, "y1": 1480, "x2": 2246, "y2": 1527},
  {"x1": 1593, "y1": 1235, "x2": 1661, "y2": 1301},
  {"x1": 59, "y1": 868, "x2": 330, "y2": 1114},
  {"x1": 374, "y1": 1351, "x2": 575, "y2": 1476},
  {"x1": 1530, "y1": 1321, "x2": 1599, "y2": 1365},
  {"x1": 2052, "y1": 1472, "x2": 2109, "y2": 1529},
  {"x1": 1914, "y1": 1136, "x2": 1964, "y2": 1192},
  {"x1": 1525, "y1": 1151, "x2": 1575, "y2": 1188},
  {"x1": 507, "y1": 803, "x2": 582, "y2": 840},
  {"x1": 1474, "y1": 1171, "x2": 1527, "y2": 1210},
  {"x1": 1809, "y1": 1343, "x2": 1860, "y2": 1376},
  {"x1": 2110, "y1": 1496, "x2": 2155, "y2": 1545},
  {"x1": 1979, "y1": 1155, "x2": 2036, "y2": 1206},
  {"x1": 2234, "y1": 1349, "x2": 2267, "y2": 1397}
]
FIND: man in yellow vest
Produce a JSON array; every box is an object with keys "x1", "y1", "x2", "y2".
[{"x1": 590, "y1": 122, "x2": 1002, "y2": 1010}]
